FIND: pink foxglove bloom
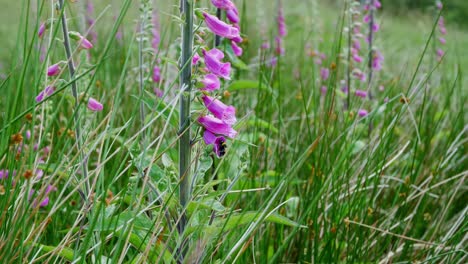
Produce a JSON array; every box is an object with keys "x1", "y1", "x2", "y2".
[
  {"x1": 202, "y1": 95, "x2": 236, "y2": 125},
  {"x1": 261, "y1": 41, "x2": 270, "y2": 50},
  {"x1": 353, "y1": 40, "x2": 361, "y2": 50},
  {"x1": 439, "y1": 26, "x2": 447, "y2": 35},
  {"x1": 203, "y1": 48, "x2": 231, "y2": 79},
  {"x1": 153, "y1": 66, "x2": 161, "y2": 82},
  {"x1": 439, "y1": 37, "x2": 446, "y2": 45},
  {"x1": 198, "y1": 115, "x2": 237, "y2": 138},
  {"x1": 154, "y1": 88, "x2": 164, "y2": 98},
  {"x1": 436, "y1": 48, "x2": 444, "y2": 61},
  {"x1": 47, "y1": 63, "x2": 60, "y2": 77},
  {"x1": 203, "y1": 130, "x2": 227, "y2": 157},
  {"x1": 231, "y1": 41, "x2": 243, "y2": 56},
  {"x1": 36, "y1": 86, "x2": 55, "y2": 102},
  {"x1": 320, "y1": 68, "x2": 330, "y2": 81},
  {"x1": 353, "y1": 54, "x2": 363, "y2": 63},
  {"x1": 193, "y1": 53, "x2": 200, "y2": 65},
  {"x1": 372, "y1": 50, "x2": 384, "y2": 71},
  {"x1": 375, "y1": 0, "x2": 382, "y2": 9},
  {"x1": 79, "y1": 36, "x2": 93, "y2": 49},
  {"x1": 38, "y1": 23, "x2": 46, "y2": 38},
  {"x1": 0, "y1": 170, "x2": 8, "y2": 179},
  {"x1": 278, "y1": 4, "x2": 287, "y2": 37},
  {"x1": 320, "y1": 86, "x2": 327, "y2": 94},
  {"x1": 203, "y1": 12, "x2": 240, "y2": 40},
  {"x1": 372, "y1": 23, "x2": 380, "y2": 32},
  {"x1": 201, "y1": 73, "x2": 221, "y2": 91},
  {"x1": 31, "y1": 185, "x2": 56, "y2": 207},
  {"x1": 436, "y1": 1, "x2": 443, "y2": 10},
  {"x1": 268, "y1": 57, "x2": 278, "y2": 67},
  {"x1": 275, "y1": 36, "x2": 285, "y2": 56},
  {"x1": 353, "y1": 70, "x2": 366, "y2": 82},
  {"x1": 355, "y1": 90, "x2": 368, "y2": 98},
  {"x1": 211, "y1": 0, "x2": 236, "y2": 10},
  {"x1": 87, "y1": 97, "x2": 103, "y2": 111},
  {"x1": 226, "y1": 8, "x2": 240, "y2": 24},
  {"x1": 358, "y1": 109, "x2": 368, "y2": 117},
  {"x1": 231, "y1": 35, "x2": 243, "y2": 43},
  {"x1": 363, "y1": 15, "x2": 371, "y2": 23}
]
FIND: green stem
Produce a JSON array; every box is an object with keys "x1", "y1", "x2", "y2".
[
  {"x1": 177, "y1": 0, "x2": 193, "y2": 257},
  {"x1": 58, "y1": 0, "x2": 89, "y2": 199},
  {"x1": 58, "y1": 0, "x2": 90, "y2": 253}
]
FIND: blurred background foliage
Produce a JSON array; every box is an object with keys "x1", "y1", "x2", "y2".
[
  {"x1": 385, "y1": 0, "x2": 468, "y2": 27},
  {"x1": 354, "y1": 0, "x2": 468, "y2": 28}
]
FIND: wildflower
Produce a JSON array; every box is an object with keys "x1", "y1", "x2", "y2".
[
  {"x1": 226, "y1": 7, "x2": 240, "y2": 24},
  {"x1": 35, "y1": 86, "x2": 55, "y2": 103},
  {"x1": 261, "y1": 41, "x2": 270, "y2": 50},
  {"x1": 201, "y1": 73, "x2": 221, "y2": 91},
  {"x1": 70, "y1": 32, "x2": 94, "y2": 49},
  {"x1": 79, "y1": 36, "x2": 94, "y2": 49},
  {"x1": 363, "y1": 15, "x2": 371, "y2": 23},
  {"x1": 87, "y1": 97, "x2": 103, "y2": 111},
  {"x1": 231, "y1": 41, "x2": 243, "y2": 56},
  {"x1": 320, "y1": 86, "x2": 327, "y2": 94},
  {"x1": 374, "y1": 0, "x2": 382, "y2": 9},
  {"x1": 153, "y1": 66, "x2": 161, "y2": 82},
  {"x1": 436, "y1": 48, "x2": 444, "y2": 61},
  {"x1": 47, "y1": 63, "x2": 61, "y2": 77},
  {"x1": 193, "y1": 53, "x2": 201, "y2": 65},
  {"x1": 358, "y1": 109, "x2": 368, "y2": 117},
  {"x1": 203, "y1": 130, "x2": 227, "y2": 157},
  {"x1": 275, "y1": 36, "x2": 285, "y2": 56},
  {"x1": 202, "y1": 95, "x2": 236, "y2": 125},
  {"x1": 372, "y1": 23, "x2": 380, "y2": 32},
  {"x1": 30, "y1": 185, "x2": 56, "y2": 207},
  {"x1": 436, "y1": 1, "x2": 443, "y2": 10},
  {"x1": 25, "y1": 130, "x2": 31, "y2": 140},
  {"x1": 439, "y1": 37, "x2": 446, "y2": 45},
  {"x1": 278, "y1": 3, "x2": 287, "y2": 37},
  {"x1": 320, "y1": 68, "x2": 330, "y2": 80},
  {"x1": 38, "y1": 22, "x2": 46, "y2": 38},
  {"x1": 0, "y1": 170, "x2": 8, "y2": 180},
  {"x1": 203, "y1": 48, "x2": 231, "y2": 79},
  {"x1": 154, "y1": 88, "x2": 164, "y2": 98},
  {"x1": 203, "y1": 12, "x2": 240, "y2": 40},
  {"x1": 211, "y1": 0, "x2": 236, "y2": 10},
  {"x1": 198, "y1": 115, "x2": 237, "y2": 138},
  {"x1": 372, "y1": 50, "x2": 384, "y2": 71},
  {"x1": 355, "y1": 89, "x2": 368, "y2": 98}
]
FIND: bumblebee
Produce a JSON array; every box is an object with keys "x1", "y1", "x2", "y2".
[{"x1": 218, "y1": 140, "x2": 227, "y2": 157}]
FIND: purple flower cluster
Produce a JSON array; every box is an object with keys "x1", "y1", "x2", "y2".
[
  {"x1": 436, "y1": 1, "x2": 447, "y2": 61},
  {"x1": 363, "y1": 0, "x2": 384, "y2": 72},
  {"x1": 35, "y1": 24, "x2": 101, "y2": 111},
  {"x1": 152, "y1": 9, "x2": 164, "y2": 98},
  {"x1": 275, "y1": 1, "x2": 287, "y2": 57},
  {"x1": 196, "y1": 0, "x2": 241, "y2": 157}
]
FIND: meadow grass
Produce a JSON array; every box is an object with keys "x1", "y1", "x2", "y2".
[{"x1": 0, "y1": 0, "x2": 466, "y2": 263}]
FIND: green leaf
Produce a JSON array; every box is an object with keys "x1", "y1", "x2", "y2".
[
  {"x1": 245, "y1": 118, "x2": 279, "y2": 134},
  {"x1": 228, "y1": 80, "x2": 273, "y2": 94},
  {"x1": 33, "y1": 243, "x2": 77, "y2": 262},
  {"x1": 218, "y1": 212, "x2": 307, "y2": 230}
]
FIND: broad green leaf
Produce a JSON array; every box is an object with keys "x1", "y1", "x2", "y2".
[
  {"x1": 33, "y1": 243, "x2": 77, "y2": 262},
  {"x1": 228, "y1": 80, "x2": 273, "y2": 94},
  {"x1": 245, "y1": 118, "x2": 279, "y2": 134}
]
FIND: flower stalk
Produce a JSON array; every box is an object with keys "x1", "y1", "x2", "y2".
[
  {"x1": 178, "y1": 0, "x2": 193, "y2": 239},
  {"x1": 58, "y1": 0, "x2": 89, "y2": 196}
]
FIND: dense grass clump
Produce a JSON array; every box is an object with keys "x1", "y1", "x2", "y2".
[{"x1": 0, "y1": 0, "x2": 466, "y2": 263}]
